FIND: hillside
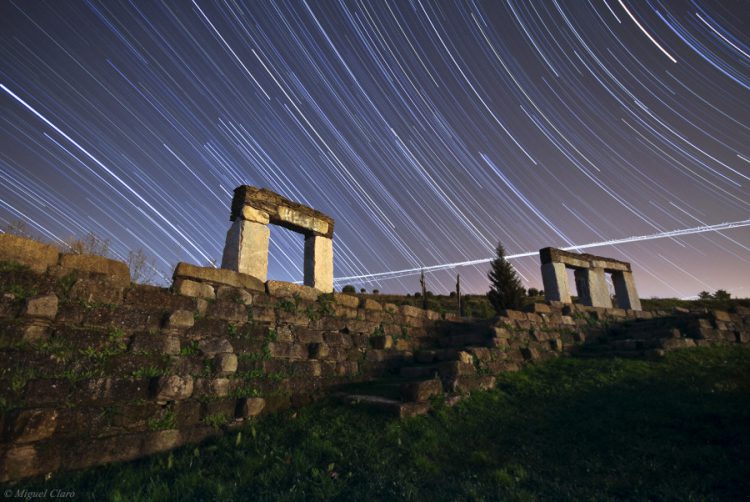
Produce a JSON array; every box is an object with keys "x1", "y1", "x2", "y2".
[{"x1": 10, "y1": 346, "x2": 750, "y2": 500}]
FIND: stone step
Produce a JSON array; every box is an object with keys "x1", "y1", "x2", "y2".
[
  {"x1": 400, "y1": 379, "x2": 442, "y2": 402},
  {"x1": 437, "y1": 333, "x2": 493, "y2": 348},
  {"x1": 339, "y1": 394, "x2": 431, "y2": 419}
]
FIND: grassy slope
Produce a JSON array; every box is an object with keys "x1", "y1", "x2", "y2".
[{"x1": 12, "y1": 346, "x2": 750, "y2": 501}]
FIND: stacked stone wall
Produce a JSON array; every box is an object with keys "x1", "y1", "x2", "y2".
[{"x1": 1, "y1": 234, "x2": 748, "y2": 482}]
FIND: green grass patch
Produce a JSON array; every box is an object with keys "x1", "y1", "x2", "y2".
[{"x1": 13, "y1": 346, "x2": 750, "y2": 500}]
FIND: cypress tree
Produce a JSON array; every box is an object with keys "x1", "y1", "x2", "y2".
[{"x1": 487, "y1": 242, "x2": 525, "y2": 313}]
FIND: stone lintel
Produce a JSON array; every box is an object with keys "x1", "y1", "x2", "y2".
[
  {"x1": 230, "y1": 186, "x2": 334, "y2": 238},
  {"x1": 539, "y1": 247, "x2": 631, "y2": 272}
]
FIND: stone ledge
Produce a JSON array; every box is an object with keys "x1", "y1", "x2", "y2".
[
  {"x1": 59, "y1": 253, "x2": 131, "y2": 285},
  {"x1": 0, "y1": 234, "x2": 60, "y2": 274},
  {"x1": 266, "y1": 280, "x2": 320, "y2": 302},
  {"x1": 173, "y1": 262, "x2": 264, "y2": 292}
]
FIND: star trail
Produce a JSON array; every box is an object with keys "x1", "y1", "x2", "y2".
[{"x1": 1, "y1": 0, "x2": 748, "y2": 298}]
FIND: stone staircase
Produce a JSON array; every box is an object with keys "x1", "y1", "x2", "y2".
[
  {"x1": 338, "y1": 319, "x2": 499, "y2": 417},
  {"x1": 573, "y1": 312, "x2": 741, "y2": 359}
]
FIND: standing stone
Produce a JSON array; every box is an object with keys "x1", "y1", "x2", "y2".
[
  {"x1": 577, "y1": 267, "x2": 612, "y2": 308},
  {"x1": 221, "y1": 219, "x2": 270, "y2": 282},
  {"x1": 542, "y1": 262, "x2": 571, "y2": 303},
  {"x1": 612, "y1": 271, "x2": 641, "y2": 310},
  {"x1": 303, "y1": 235, "x2": 333, "y2": 293}
]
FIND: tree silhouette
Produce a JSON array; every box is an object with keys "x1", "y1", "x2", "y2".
[{"x1": 487, "y1": 242, "x2": 525, "y2": 312}]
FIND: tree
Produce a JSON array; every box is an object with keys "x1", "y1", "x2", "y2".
[
  {"x1": 527, "y1": 288, "x2": 539, "y2": 297},
  {"x1": 713, "y1": 289, "x2": 731, "y2": 300},
  {"x1": 698, "y1": 291, "x2": 712, "y2": 300},
  {"x1": 487, "y1": 242, "x2": 525, "y2": 313},
  {"x1": 342, "y1": 285, "x2": 356, "y2": 294}
]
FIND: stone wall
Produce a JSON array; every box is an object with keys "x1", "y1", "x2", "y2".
[{"x1": 1, "y1": 234, "x2": 748, "y2": 482}]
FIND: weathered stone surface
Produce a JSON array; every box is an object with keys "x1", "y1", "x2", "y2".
[
  {"x1": 174, "y1": 279, "x2": 215, "y2": 300},
  {"x1": 266, "y1": 280, "x2": 320, "y2": 302},
  {"x1": 401, "y1": 379, "x2": 442, "y2": 402},
  {"x1": 0, "y1": 233, "x2": 59, "y2": 273},
  {"x1": 154, "y1": 375, "x2": 194, "y2": 401},
  {"x1": 221, "y1": 220, "x2": 270, "y2": 282},
  {"x1": 175, "y1": 262, "x2": 265, "y2": 292},
  {"x1": 165, "y1": 309, "x2": 195, "y2": 329},
  {"x1": 360, "y1": 298, "x2": 383, "y2": 311},
  {"x1": 216, "y1": 286, "x2": 253, "y2": 305},
  {"x1": 59, "y1": 253, "x2": 130, "y2": 285},
  {"x1": 216, "y1": 353, "x2": 238, "y2": 374},
  {"x1": 210, "y1": 378, "x2": 231, "y2": 397},
  {"x1": 304, "y1": 235, "x2": 333, "y2": 293},
  {"x1": 333, "y1": 293, "x2": 359, "y2": 309},
  {"x1": 199, "y1": 338, "x2": 234, "y2": 356},
  {"x1": 8, "y1": 408, "x2": 59, "y2": 443},
  {"x1": 524, "y1": 303, "x2": 552, "y2": 314},
  {"x1": 500, "y1": 309, "x2": 527, "y2": 321},
  {"x1": 230, "y1": 186, "x2": 334, "y2": 238},
  {"x1": 400, "y1": 305, "x2": 423, "y2": 318},
  {"x1": 240, "y1": 205, "x2": 270, "y2": 224},
  {"x1": 22, "y1": 323, "x2": 50, "y2": 343},
  {"x1": 542, "y1": 262, "x2": 571, "y2": 304},
  {"x1": 69, "y1": 278, "x2": 124, "y2": 305},
  {"x1": 22, "y1": 294, "x2": 58, "y2": 320},
  {"x1": 238, "y1": 397, "x2": 266, "y2": 417}
]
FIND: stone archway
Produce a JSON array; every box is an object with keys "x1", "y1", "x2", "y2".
[
  {"x1": 539, "y1": 247, "x2": 641, "y2": 310},
  {"x1": 220, "y1": 186, "x2": 334, "y2": 292}
]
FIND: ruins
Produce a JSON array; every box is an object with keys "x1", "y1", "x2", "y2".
[
  {"x1": 221, "y1": 186, "x2": 335, "y2": 293},
  {"x1": 539, "y1": 247, "x2": 642, "y2": 310}
]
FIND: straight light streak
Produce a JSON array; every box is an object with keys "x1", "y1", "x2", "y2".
[{"x1": 334, "y1": 218, "x2": 750, "y2": 283}]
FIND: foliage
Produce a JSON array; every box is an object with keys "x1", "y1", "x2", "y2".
[
  {"x1": 23, "y1": 346, "x2": 750, "y2": 500},
  {"x1": 486, "y1": 242, "x2": 525, "y2": 313},
  {"x1": 341, "y1": 285, "x2": 356, "y2": 294}
]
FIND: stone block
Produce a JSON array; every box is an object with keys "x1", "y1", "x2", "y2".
[
  {"x1": 360, "y1": 298, "x2": 382, "y2": 311},
  {"x1": 542, "y1": 262, "x2": 571, "y2": 303},
  {"x1": 237, "y1": 397, "x2": 265, "y2": 418},
  {"x1": 174, "y1": 279, "x2": 215, "y2": 300},
  {"x1": 424, "y1": 310, "x2": 441, "y2": 321},
  {"x1": 712, "y1": 310, "x2": 732, "y2": 322},
  {"x1": 266, "y1": 280, "x2": 320, "y2": 302},
  {"x1": 164, "y1": 309, "x2": 195, "y2": 329},
  {"x1": 174, "y1": 262, "x2": 265, "y2": 292},
  {"x1": 0, "y1": 234, "x2": 59, "y2": 273},
  {"x1": 333, "y1": 293, "x2": 360, "y2": 309},
  {"x1": 401, "y1": 379, "x2": 442, "y2": 402},
  {"x1": 59, "y1": 253, "x2": 130, "y2": 285},
  {"x1": 215, "y1": 285, "x2": 253, "y2": 306},
  {"x1": 524, "y1": 303, "x2": 551, "y2": 314},
  {"x1": 400, "y1": 305, "x2": 423, "y2": 318},
  {"x1": 199, "y1": 338, "x2": 234, "y2": 356},
  {"x1": 520, "y1": 347, "x2": 540, "y2": 360},
  {"x1": 303, "y1": 235, "x2": 333, "y2": 293},
  {"x1": 210, "y1": 378, "x2": 231, "y2": 397},
  {"x1": 7, "y1": 408, "x2": 59, "y2": 443},
  {"x1": 220, "y1": 219, "x2": 270, "y2": 282},
  {"x1": 154, "y1": 375, "x2": 194, "y2": 402},
  {"x1": 68, "y1": 278, "x2": 124, "y2": 305},
  {"x1": 21, "y1": 294, "x2": 58, "y2": 320},
  {"x1": 22, "y1": 323, "x2": 50, "y2": 343},
  {"x1": 216, "y1": 353, "x2": 238, "y2": 374}
]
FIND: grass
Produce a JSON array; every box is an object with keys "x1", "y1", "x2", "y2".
[{"x1": 10, "y1": 346, "x2": 750, "y2": 500}]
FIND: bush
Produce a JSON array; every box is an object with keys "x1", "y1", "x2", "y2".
[{"x1": 342, "y1": 285, "x2": 356, "y2": 294}]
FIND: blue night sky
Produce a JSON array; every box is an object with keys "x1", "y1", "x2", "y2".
[{"x1": 1, "y1": 1, "x2": 748, "y2": 298}]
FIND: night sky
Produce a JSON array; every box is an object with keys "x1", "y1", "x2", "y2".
[{"x1": 1, "y1": 1, "x2": 748, "y2": 298}]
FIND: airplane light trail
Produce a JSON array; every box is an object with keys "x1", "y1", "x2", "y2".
[{"x1": 334, "y1": 219, "x2": 750, "y2": 284}]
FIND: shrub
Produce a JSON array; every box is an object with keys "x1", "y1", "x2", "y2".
[{"x1": 342, "y1": 285, "x2": 356, "y2": 294}]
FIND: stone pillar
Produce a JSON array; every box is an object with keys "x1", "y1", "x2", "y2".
[
  {"x1": 221, "y1": 219, "x2": 270, "y2": 281},
  {"x1": 577, "y1": 267, "x2": 612, "y2": 308},
  {"x1": 304, "y1": 235, "x2": 333, "y2": 292},
  {"x1": 612, "y1": 271, "x2": 641, "y2": 310},
  {"x1": 541, "y1": 262, "x2": 571, "y2": 303}
]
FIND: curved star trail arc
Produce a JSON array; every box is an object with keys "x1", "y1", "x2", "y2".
[{"x1": 1, "y1": 1, "x2": 748, "y2": 298}]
